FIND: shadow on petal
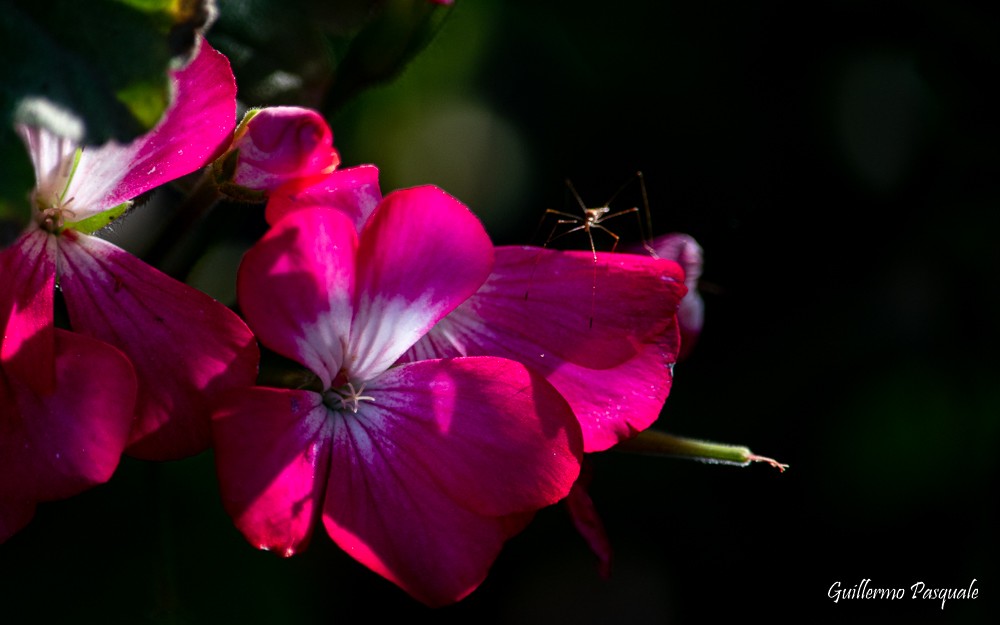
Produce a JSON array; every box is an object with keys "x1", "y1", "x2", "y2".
[
  {"x1": 212, "y1": 387, "x2": 333, "y2": 557},
  {"x1": 58, "y1": 233, "x2": 258, "y2": 460}
]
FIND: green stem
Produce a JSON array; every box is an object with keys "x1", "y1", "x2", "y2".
[{"x1": 616, "y1": 429, "x2": 788, "y2": 472}]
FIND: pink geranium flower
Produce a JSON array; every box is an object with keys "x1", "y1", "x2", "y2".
[
  {"x1": 258, "y1": 164, "x2": 688, "y2": 452},
  {"x1": 213, "y1": 186, "x2": 583, "y2": 606},
  {"x1": 2, "y1": 37, "x2": 257, "y2": 476}
]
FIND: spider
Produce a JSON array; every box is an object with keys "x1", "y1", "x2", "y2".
[{"x1": 536, "y1": 171, "x2": 658, "y2": 262}]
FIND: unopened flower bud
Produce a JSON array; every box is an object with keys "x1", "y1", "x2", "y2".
[
  {"x1": 216, "y1": 107, "x2": 340, "y2": 200},
  {"x1": 651, "y1": 233, "x2": 704, "y2": 361}
]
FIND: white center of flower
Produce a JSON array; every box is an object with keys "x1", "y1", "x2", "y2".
[{"x1": 323, "y1": 381, "x2": 375, "y2": 414}]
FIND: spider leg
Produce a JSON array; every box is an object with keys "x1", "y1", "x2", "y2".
[
  {"x1": 636, "y1": 171, "x2": 659, "y2": 258},
  {"x1": 546, "y1": 209, "x2": 584, "y2": 220},
  {"x1": 546, "y1": 222, "x2": 590, "y2": 247},
  {"x1": 565, "y1": 178, "x2": 588, "y2": 213},
  {"x1": 598, "y1": 207, "x2": 640, "y2": 222},
  {"x1": 592, "y1": 224, "x2": 621, "y2": 253},
  {"x1": 534, "y1": 208, "x2": 585, "y2": 247}
]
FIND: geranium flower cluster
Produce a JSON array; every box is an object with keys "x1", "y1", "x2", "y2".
[{"x1": 1, "y1": 39, "x2": 700, "y2": 606}]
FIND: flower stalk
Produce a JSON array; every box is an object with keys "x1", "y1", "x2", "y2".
[
  {"x1": 141, "y1": 169, "x2": 222, "y2": 274},
  {"x1": 616, "y1": 429, "x2": 788, "y2": 471}
]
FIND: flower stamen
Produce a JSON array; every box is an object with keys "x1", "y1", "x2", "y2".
[
  {"x1": 324, "y1": 381, "x2": 375, "y2": 414},
  {"x1": 34, "y1": 193, "x2": 77, "y2": 233}
]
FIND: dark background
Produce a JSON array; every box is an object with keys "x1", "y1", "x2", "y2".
[{"x1": 2, "y1": 1, "x2": 997, "y2": 622}]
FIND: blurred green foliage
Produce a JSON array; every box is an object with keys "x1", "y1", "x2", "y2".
[{"x1": 211, "y1": 0, "x2": 452, "y2": 112}]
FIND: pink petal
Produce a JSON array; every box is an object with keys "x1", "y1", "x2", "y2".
[
  {"x1": 58, "y1": 232, "x2": 258, "y2": 460},
  {"x1": 364, "y1": 357, "x2": 583, "y2": 514},
  {"x1": 322, "y1": 357, "x2": 582, "y2": 606},
  {"x1": 0, "y1": 500, "x2": 35, "y2": 545},
  {"x1": 326, "y1": 470, "x2": 507, "y2": 607},
  {"x1": 347, "y1": 187, "x2": 494, "y2": 381},
  {"x1": 497, "y1": 510, "x2": 538, "y2": 540},
  {"x1": 0, "y1": 230, "x2": 56, "y2": 394},
  {"x1": 14, "y1": 125, "x2": 77, "y2": 209},
  {"x1": 565, "y1": 459, "x2": 612, "y2": 578},
  {"x1": 327, "y1": 474, "x2": 507, "y2": 607},
  {"x1": 212, "y1": 388, "x2": 332, "y2": 557},
  {"x1": 238, "y1": 208, "x2": 357, "y2": 389},
  {"x1": 405, "y1": 246, "x2": 687, "y2": 452},
  {"x1": 265, "y1": 165, "x2": 382, "y2": 230},
  {"x1": 63, "y1": 38, "x2": 237, "y2": 220},
  {"x1": 546, "y1": 322, "x2": 681, "y2": 451},
  {"x1": 0, "y1": 328, "x2": 136, "y2": 503}
]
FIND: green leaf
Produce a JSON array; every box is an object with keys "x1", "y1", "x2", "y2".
[
  {"x1": 66, "y1": 201, "x2": 133, "y2": 234},
  {"x1": 0, "y1": 0, "x2": 214, "y2": 217},
  {"x1": 321, "y1": 0, "x2": 454, "y2": 114},
  {"x1": 209, "y1": 0, "x2": 362, "y2": 108},
  {"x1": 209, "y1": 0, "x2": 453, "y2": 114}
]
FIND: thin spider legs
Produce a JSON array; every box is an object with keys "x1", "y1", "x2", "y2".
[
  {"x1": 636, "y1": 171, "x2": 658, "y2": 258},
  {"x1": 534, "y1": 171, "x2": 658, "y2": 261},
  {"x1": 538, "y1": 204, "x2": 623, "y2": 260}
]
